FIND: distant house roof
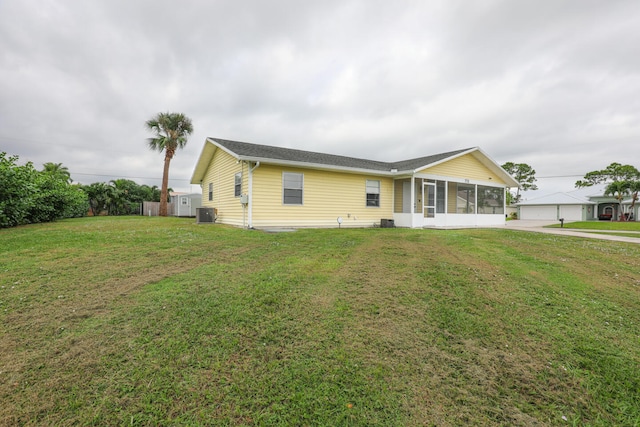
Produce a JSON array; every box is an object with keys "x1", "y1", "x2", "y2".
[
  {"x1": 567, "y1": 184, "x2": 608, "y2": 199},
  {"x1": 516, "y1": 192, "x2": 595, "y2": 206},
  {"x1": 170, "y1": 192, "x2": 201, "y2": 197},
  {"x1": 191, "y1": 137, "x2": 519, "y2": 187},
  {"x1": 516, "y1": 184, "x2": 628, "y2": 206}
]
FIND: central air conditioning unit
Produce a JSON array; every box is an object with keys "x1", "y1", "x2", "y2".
[
  {"x1": 196, "y1": 207, "x2": 216, "y2": 224},
  {"x1": 380, "y1": 218, "x2": 395, "y2": 228}
]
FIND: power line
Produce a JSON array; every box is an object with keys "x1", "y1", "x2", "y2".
[
  {"x1": 0, "y1": 134, "x2": 154, "y2": 157},
  {"x1": 536, "y1": 174, "x2": 584, "y2": 179},
  {"x1": 72, "y1": 172, "x2": 191, "y2": 182}
]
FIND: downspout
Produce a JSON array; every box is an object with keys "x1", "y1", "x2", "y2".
[{"x1": 248, "y1": 161, "x2": 260, "y2": 228}]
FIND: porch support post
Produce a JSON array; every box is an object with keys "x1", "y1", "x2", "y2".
[
  {"x1": 503, "y1": 187, "x2": 506, "y2": 218},
  {"x1": 475, "y1": 184, "x2": 478, "y2": 225},
  {"x1": 410, "y1": 175, "x2": 416, "y2": 227}
]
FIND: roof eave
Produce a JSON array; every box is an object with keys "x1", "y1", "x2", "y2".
[
  {"x1": 189, "y1": 139, "x2": 220, "y2": 184},
  {"x1": 236, "y1": 155, "x2": 396, "y2": 176},
  {"x1": 411, "y1": 147, "x2": 478, "y2": 173},
  {"x1": 471, "y1": 147, "x2": 520, "y2": 188},
  {"x1": 410, "y1": 146, "x2": 520, "y2": 187}
]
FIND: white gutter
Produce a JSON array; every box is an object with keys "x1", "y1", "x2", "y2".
[
  {"x1": 248, "y1": 161, "x2": 260, "y2": 228},
  {"x1": 235, "y1": 156, "x2": 401, "y2": 177}
]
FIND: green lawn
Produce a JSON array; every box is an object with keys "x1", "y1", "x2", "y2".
[
  {"x1": 1, "y1": 217, "x2": 639, "y2": 426},
  {"x1": 548, "y1": 221, "x2": 640, "y2": 231}
]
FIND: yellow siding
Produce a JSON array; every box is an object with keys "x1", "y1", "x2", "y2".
[
  {"x1": 420, "y1": 153, "x2": 505, "y2": 183},
  {"x1": 447, "y1": 182, "x2": 457, "y2": 213},
  {"x1": 251, "y1": 165, "x2": 393, "y2": 227},
  {"x1": 200, "y1": 148, "x2": 246, "y2": 226},
  {"x1": 394, "y1": 179, "x2": 408, "y2": 212}
]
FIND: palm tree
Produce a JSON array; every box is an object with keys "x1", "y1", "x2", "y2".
[
  {"x1": 145, "y1": 112, "x2": 194, "y2": 216},
  {"x1": 604, "y1": 181, "x2": 629, "y2": 221},
  {"x1": 42, "y1": 162, "x2": 72, "y2": 183}
]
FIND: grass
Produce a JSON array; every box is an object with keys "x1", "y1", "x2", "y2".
[
  {"x1": 1, "y1": 217, "x2": 639, "y2": 426},
  {"x1": 548, "y1": 221, "x2": 640, "y2": 231}
]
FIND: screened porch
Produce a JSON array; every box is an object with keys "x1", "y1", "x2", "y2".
[{"x1": 392, "y1": 177, "x2": 507, "y2": 228}]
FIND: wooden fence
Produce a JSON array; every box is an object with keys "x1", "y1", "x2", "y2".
[{"x1": 142, "y1": 202, "x2": 175, "y2": 216}]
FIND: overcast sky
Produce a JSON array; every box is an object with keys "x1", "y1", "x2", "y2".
[{"x1": 1, "y1": 0, "x2": 639, "y2": 197}]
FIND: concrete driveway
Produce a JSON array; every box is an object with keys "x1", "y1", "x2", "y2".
[{"x1": 504, "y1": 220, "x2": 640, "y2": 244}]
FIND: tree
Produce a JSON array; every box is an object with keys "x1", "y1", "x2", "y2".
[
  {"x1": 42, "y1": 162, "x2": 72, "y2": 183},
  {"x1": 29, "y1": 173, "x2": 86, "y2": 222},
  {"x1": 82, "y1": 182, "x2": 110, "y2": 216},
  {"x1": 0, "y1": 152, "x2": 37, "y2": 227},
  {"x1": 145, "y1": 112, "x2": 194, "y2": 216},
  {"x1": 501, "y1": 162, "x2": 538, "y2": 203},
  {"x1": 139, "y1": 184, "x2": 162, "y2": 202},
  {"x1": 576, "y1": 163, "x2": 640, "y2": 221},
  {"x1": 1, "y1": 153, "x2": 86, "y2": 228}
]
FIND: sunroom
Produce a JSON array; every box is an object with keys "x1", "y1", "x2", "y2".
[{"x1": 392, "y1": 177, "x2": 507, "y2": 228}]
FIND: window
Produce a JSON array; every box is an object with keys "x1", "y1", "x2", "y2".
[
  {"x1": 181, "y1": 197, "x2": 188, "y2": 206},
  {"x1": 208, "y1": 183, "x2": 213, "y2": 201},
  {"x1": 457, "y1": 183, "x2": 475, "y2": 214},
  {"x1": 477, "y1": 186, "x2": 504, "y2": 214},
  {"x1": 283, "y1": 172, "x2": 303, "y2": 205},
  {"x1": 436, "y1": 181, "x2": 446, "y2": 213},
  {"x1": 234, "y1": 172, "x2": 242, "y2": 197},
  {"x1": 366, "y1": 180, "x2": 380, "y2": 207}
]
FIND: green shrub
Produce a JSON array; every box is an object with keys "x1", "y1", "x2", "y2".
[{"x1": 0, "y1": 152, "x2": 87, "y2": 228}]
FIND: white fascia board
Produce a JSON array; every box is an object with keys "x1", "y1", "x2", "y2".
[
  {"x1": 235, "y1": 155, "x2": 396, "y2": 176},
  {"x1": 208, "y1": 137, "x2": 241, "y2": 159},
  {"x1": 471, "y1": 147, "x2": 521, "y2": 188},
  {"x1": 190, "y1": 140, "x2": 218, "y2": 184},
  {"x1": 410, "y1": 147, "x2": 478, "y2": 173},
  {"x1": 415, "y1": 172, "x2": 509, "y2": 187}
]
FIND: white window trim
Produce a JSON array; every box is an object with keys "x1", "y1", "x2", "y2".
[
  {"x1": 282, "y1": 172, "x2": 304, "y2": 205},
  {"x1": 366, "y1": 179, "x2": 380, "y2": 208},
  {"x1": 234, "y1": 172, "x2": 242, "y2": 197}
]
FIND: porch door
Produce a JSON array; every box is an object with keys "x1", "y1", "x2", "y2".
[
  {"x1": 402, "y1": 182, "x2": 412, "y2": 213},
  {"x1": 423, "y1": 182, "x2": 436, "y2": 225}
]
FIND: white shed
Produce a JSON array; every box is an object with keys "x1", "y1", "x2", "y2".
[{"x1": 170, "y1": 193, "x2": 202, "y2": 217}]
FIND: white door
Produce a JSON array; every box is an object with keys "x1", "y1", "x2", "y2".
[
  {"x1": 559, "y1": 205, "x2": 582, "y2": 221},
  {"x1": 423, "y1": 183, "x2": 436, "y2": 226}
]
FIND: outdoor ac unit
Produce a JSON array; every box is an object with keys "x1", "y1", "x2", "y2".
[
  {"x1": 380, "y1": 218, "x2": 395, "y2": 228},
  {"x1": 196, "y1": 207, "x2": 216, "y2": 224}
]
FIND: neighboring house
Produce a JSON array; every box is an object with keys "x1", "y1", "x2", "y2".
[
  {"x1": 517, "y1": 185, "x2": 638, "y2": 221},
  {"x1": 190, "y1": 138, "x2": 519, "y2": 229},
  {"x1": 170, "y1": 192, "x2": 202, "y2": 217}
]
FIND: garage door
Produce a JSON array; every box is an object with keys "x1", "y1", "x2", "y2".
[
  {"x1": 520, "y1": 205, "x2": 557, "y2": 220},
  {"x1": 559, "y1": 205, "x2": 582, "y2": 221}
]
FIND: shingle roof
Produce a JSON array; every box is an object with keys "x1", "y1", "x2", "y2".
[
  {"x1": 516, "y1": 192, "x2": 595, "y2": 205},
  {"x1": 211, "y1": 137, "x2": 473, "y2": 172}
]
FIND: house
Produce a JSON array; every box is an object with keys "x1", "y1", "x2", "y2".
[
  {"x1": 170, "y1": 192, "x2": 202, "y2": 217},
  {"x1": 517, "y1": 185, "x2": 638, "y2": 221},
  {"x1": 189, "y1": 138, "x2": 519, "y2": 229}
]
